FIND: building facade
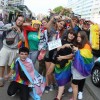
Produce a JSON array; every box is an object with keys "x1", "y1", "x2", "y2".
[
  {"x1": 0, "y1": 0, "x2": 24, "y2": 7},
  {"x1": 67, "y1": 0, "x2": 100, "y2": 20},
  {"x1": 0, "y1": 0, "x2": 8, "y2": 7},
  {"x1": 8, "y1": 0, "x2": 24, "y2": 5}
]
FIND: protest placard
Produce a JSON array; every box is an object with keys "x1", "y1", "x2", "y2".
[{"x1": 48, "y1": 38, "x2": 62, "y2": 51}]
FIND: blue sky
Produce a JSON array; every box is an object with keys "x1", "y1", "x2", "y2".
[{"x1": 24, "y1": 0, "x2": 67, "y2": 15}]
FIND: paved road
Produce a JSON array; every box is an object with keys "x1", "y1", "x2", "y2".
[{"x1": 0, "y1": 79, "x2": 94, "y2": 100}]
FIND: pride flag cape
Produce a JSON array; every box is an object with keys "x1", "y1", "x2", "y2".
[
  {"x1": 55, "y1": 60, "x2": 72, "y2": 86},
  {"x1": 18, "y1": 26, "x2": 37, "y2": 48},
  {"x1": 73, "y1": 44, "x2": 94, "y2": 77},
  {"x1": 16, "y1": 58, "x2": 46, "y2": 100}
]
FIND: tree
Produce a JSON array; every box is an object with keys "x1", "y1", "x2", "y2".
[
  {"x1": 53, "y1": 6, "x2": 72, "y2": 16},
  {"x1": 53, "y1": 6, "x2": 63, "y2": 14}
]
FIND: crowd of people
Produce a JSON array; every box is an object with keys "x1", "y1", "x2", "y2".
[{"x1": 0, "y1": 11, "x2": 96, "y2": 100}]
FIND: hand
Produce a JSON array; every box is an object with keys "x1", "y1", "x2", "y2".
[
  {"x1": 16, "y1": 27, "x2": 21, "y2": 33},
  {"x1": 57, "y1": 47, "x2": 62, "y2": 51},
  {"x1": 23, "y1": 22, "x2": 31, "y2": 26},
  {"x1": 28, "y1": 83, "x2": 34, "y2": 87},
  {"x1": 63, "y1": 44, "x2": 73, "y2": 48},
  {"x1": 66, "y1": 16, "x2": 71, "y2": 20},
  {"x1": 54, "y1": 15, "x2": 62, "y2": 20},
  {"x1": 12, "y1": 26, "x2": 18, "y2": 30},
  {"x1": 70, "y1": 53, "x2": 75, "y2": 57},
  {"x1": 57, "y1": 55, "x2": 64, "y2": 61},
  {"x1": 73, "y1": 46, "x2": 78, "y2": 52},
  {"x1": 12, "y1": 26, "x2": 21, "y2": 33}
]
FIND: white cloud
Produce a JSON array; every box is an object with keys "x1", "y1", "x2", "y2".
[{"x1": 24, "y1": 0, "x2": 67, "y2": 15}]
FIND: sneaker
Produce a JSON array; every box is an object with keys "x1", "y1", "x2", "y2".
[
  {"x1": 11, "y1": 93, "x2": 16, "y2": 97},
  {"x1": 53, "y1": 83, "x2": 58, "y2": 89},
  {"x1": 68, "y1": 87, "x2": 73, "y2": 93},
  {"x1": 78, "y1": 92, "x2": 83, "y2": 99},
  {"x1": 10, "y1": 89, "x2": 19, "y2": 97},
  {"x1": 49, "y1": 84, "x2": 54, "y2": 91},
  {"x1": 45, "y1": 86, "x2": 50, "y2": 93}
]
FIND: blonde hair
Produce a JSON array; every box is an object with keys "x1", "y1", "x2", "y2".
[
  {"x1": 32, "y1": 20, "x2": 42, "y2": 39},
  {"x1": 32, "y1": 20, "x2": 41, "y2": 27}
]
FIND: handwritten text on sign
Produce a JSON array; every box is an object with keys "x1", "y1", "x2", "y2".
[{"x1": 48, "y1": 39, "x2": 62, "y2": 51}]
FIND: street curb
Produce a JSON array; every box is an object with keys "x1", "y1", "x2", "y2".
[{"x1": 85, "y1": 77, "x2": 100, "y2": 100}]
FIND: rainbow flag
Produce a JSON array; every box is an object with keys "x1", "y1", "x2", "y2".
[
  {"x1": 55, "y1": 60, "x2": 72, "y2": 86},
  {"x1": 17, "y1": 26, "x2": 37, "y2": 48},
  {"x1": 73, "y1": 44, "x2": 94, "y2": 77}
]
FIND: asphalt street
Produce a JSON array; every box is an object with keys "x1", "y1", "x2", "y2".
[{"x1": 0, "y1": 81, "x2": 94, "y2": 100}]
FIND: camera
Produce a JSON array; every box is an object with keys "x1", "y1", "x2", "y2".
[{"x1": 66, "y1": 20, "x2": 71, "y2": 23}]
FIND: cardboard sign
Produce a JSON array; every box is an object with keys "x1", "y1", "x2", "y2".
[{"x1": 48, "y1": 38, "x2": 62, "y2": 51}]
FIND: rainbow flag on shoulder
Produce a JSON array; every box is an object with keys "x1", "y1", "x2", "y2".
[{"x1": 73, "y1": 44, "x2": 94, "y2": 77}]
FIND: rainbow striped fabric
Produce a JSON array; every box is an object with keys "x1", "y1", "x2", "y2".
[
  {"x1": 55, "y1": 60, "x2": 72, "y2": 86},
  {"x1": 11, "y1": 58, "x2": 46, "y2": 100},
  {"x1": 11, "y1": 61, "x2": 29, "y2": 85},
  {"x1": 17, "y1": 26, "x2": 37, "y2": 48},
  {"x1": 73, "y1": 44, "x2": 94, "y2": 77}
]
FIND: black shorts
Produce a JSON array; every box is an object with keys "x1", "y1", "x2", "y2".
[
  {"x1": 72, "y1": 79, "x2": 85, "y2": 85},
  {"x1": 45, "y1": 49, "x2": 56, "y2": 62}
]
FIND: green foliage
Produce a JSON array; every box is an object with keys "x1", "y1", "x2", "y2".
[
  {"x1": 53, "y1": 6, "x2": 63, "y2": 14},
  {"x1": 53, "y1": 6, "x2": 71, "y2": 16}
]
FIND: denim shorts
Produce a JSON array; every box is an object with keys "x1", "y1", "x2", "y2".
[{"x1": 29, "y1": 50, "x2": 39, "y2": 65}]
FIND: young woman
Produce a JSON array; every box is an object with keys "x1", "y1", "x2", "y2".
[
  {"x1": 28, "y1": 20, "x2": 41, "y2": 65},
  {"x1": 38, "y1": 18, "x2": 49, "y2": 76},
  {"x1": 22, "y1": 19, "x2": 41, "y2": 65},
  {"x1": 47, "y1": 29, "x2": 76, "y2": 100},
  {"x1": 70, "y1": 31, "x2": 94, "y2": 100},
  {"x1": 44, "y1": 16, "x2": 66, "y2": 93}
]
